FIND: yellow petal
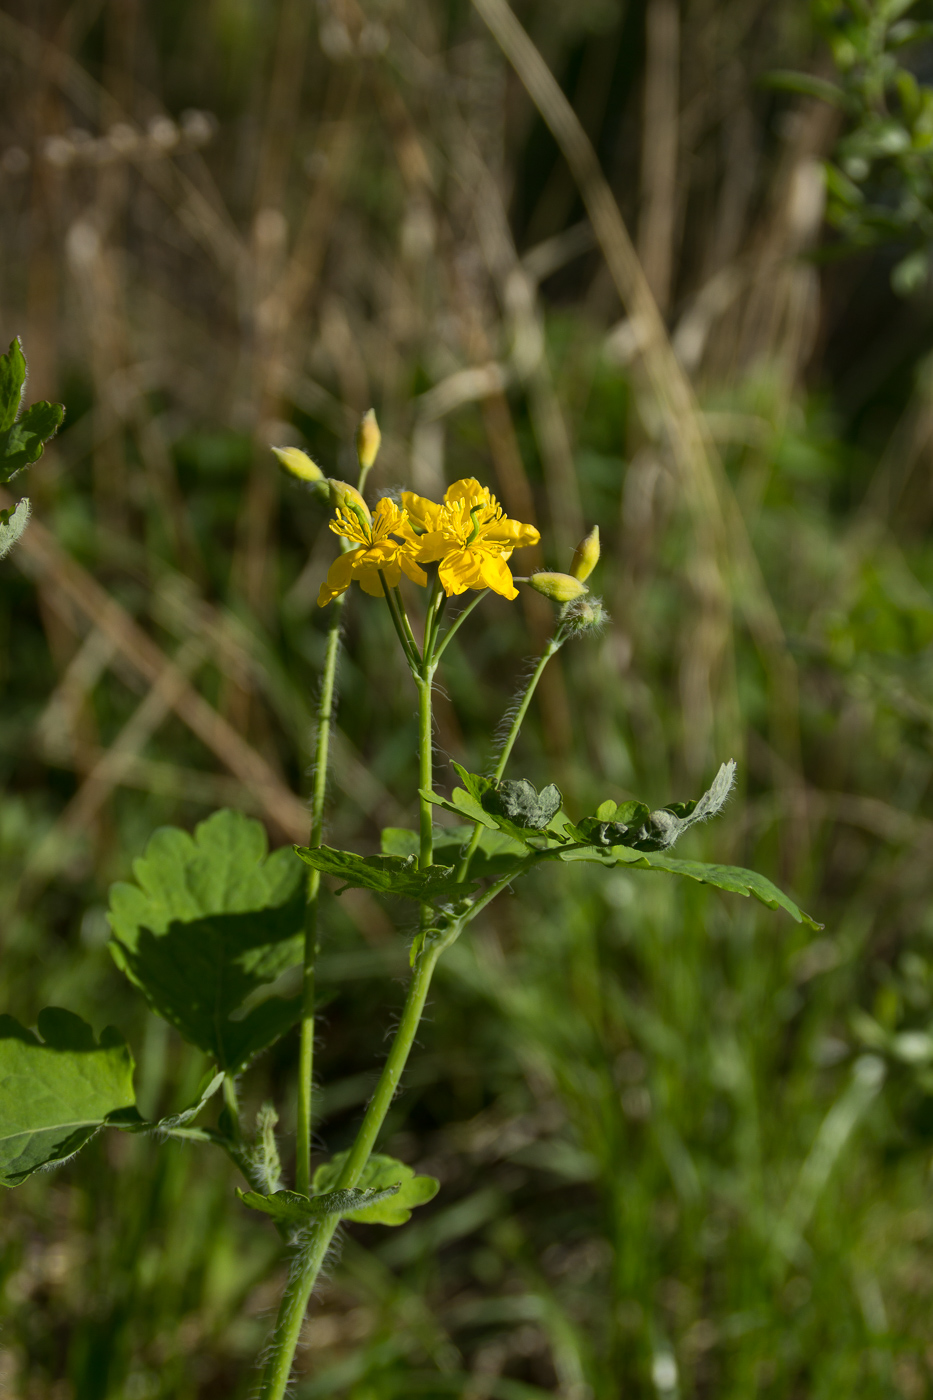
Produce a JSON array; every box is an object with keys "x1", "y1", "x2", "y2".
[
  {"x1": 317, "y1": 548, "x2": 358, "y2": 606},
  {"x1": 413, "y1": 530, "x2": 449, "y2": 563},
  {"x1": 444, "y1": 478, "x2": 488, "y2": 509},
  {"x1": 485, "y1": 518, "x2": 540, "y2": 548},
  {"x1": 478, "y1": 551, "x2": 518, "y2": 599},
  {"x1": 401, "y1": 490, "x2": 443, "y2": 533}
]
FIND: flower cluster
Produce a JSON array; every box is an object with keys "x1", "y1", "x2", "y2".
[{"x1": 317, "y1": 477, "x2": 540, "y2": 607}]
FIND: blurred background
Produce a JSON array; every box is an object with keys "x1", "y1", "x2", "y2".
[{"x1": 5, "y1": 0, "x2": 933, "y2": 1396}]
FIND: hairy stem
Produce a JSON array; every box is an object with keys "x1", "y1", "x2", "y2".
[
  {"x1": 257, "y1": 937, "x2": 448, "y2": 1399},
  {"x1": 457, "y1": 634, "x2": 564, "y2": 881},
  {"x1": 296, "y1": 595, "x2": 344, "y2": 1197}
]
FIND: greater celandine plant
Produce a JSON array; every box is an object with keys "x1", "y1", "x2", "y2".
[{"x1": 0, "y1": 353, "x2": 821, "y2": 1398}]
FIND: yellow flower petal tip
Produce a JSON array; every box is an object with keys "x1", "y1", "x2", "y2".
[
  {"x1": 401, "y1": 479, "x2": 539, "y2": 601},
  {"x1": 526, "y1": 571, "x2": 588, "y2": 603},
  {"x1": 570, "y1": 525, "x2": 600, "y2": 582},
  {"x1": 356, "y1": 409, "x2": 382, "y2": 472},
  {"x1": 272, "y1": 445, "x2": 325, "y2": 484}
]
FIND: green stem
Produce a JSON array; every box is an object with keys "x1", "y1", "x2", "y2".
[
  {"x1": 296, "y1": 595, "x2": 345, "y2": 1198},
  {"x1": 416, "y1": 672, "x2": 435, "y2": 872},
  {"x1": 433, "y1": 589, "x2": 488, "y2": 662},
  {"x1": 257, "y1": 938, "x2": 448, "y2": 1399},
  {"x1": 456, "y1": 633, "x2": 564, "y2": 882},
  {"x1": 222, "y1": 1074, "x2": 241, "y2": 1140},
  {"x1": 393, "y1": 584, "x2": 421, "y2": 663},
  {"x1": 380, "y1": 572, "x2": 420, "y2": 671}
]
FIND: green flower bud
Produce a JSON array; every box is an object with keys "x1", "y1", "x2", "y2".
[
  {"x1": 570, "y1": 525, "x2": 600, "y2": 582},
  {"x1": 328, "y1": 478, "x2": 372, "y2": 525},
  {"x1": 562, "y1": 595, "x2": 610, "y2": 635},
  {"x1": 526, "y1": 571, "x2": 589, "y2": 603},
  {"x1": 272, "y1": 445, "x2": 325, "y2": 484},
  {"x1": 356, "y1": 408, "x2": 382, "y2": 472}
]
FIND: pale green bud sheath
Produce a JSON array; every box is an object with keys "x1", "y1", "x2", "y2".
[
  {"x1": 272, "y1": 444, "x2": 325, "y2": 482},
  {"x1": 570, "y1": 524, "x2": 600, "y2": 581},
  {"x1": 526, "y1": 571, "x2": 588, "y2": 603},
  {"x1": 327, "y1": 477, "x2": 372, "y2": 524},
  {"x1": 356, "y1": 407, "x2": 382, "y2": 493}
]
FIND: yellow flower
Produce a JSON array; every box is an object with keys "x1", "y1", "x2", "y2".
[
  {"x1": 402, "y1": 478, "x2": 539, "y2": 600},
  {"x1": 317, "y1": 498, "x2": 427, "y2": 607}
]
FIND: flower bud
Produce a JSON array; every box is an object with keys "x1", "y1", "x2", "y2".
[
  {"x1": 328, "y1": 478, "x2": 372, "y2": 524},
  {"x1": 570, "y1": 525, "x2": 600, "y2": 582},
  {"x1": 272, "y1": 445, "x2": 325, "y2": 484},
  {"x1": 563, "y1": 595, "x2": 610, "y2": 634},
  {"x1": 526, "y1": 571, "x2": 588, "y2": 603},
  {"x1": 356, "y1": 408, "x2": 382, "y2": 472}
]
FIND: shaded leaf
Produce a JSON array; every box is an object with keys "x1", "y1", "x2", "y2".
[
  {"x1": 0, "y1": 1009, "x2": 136, "y2": 1186},
  {"x1": 312, "y1": 1151, "x2": 440, "y2": 1226},
  {"x1": 296, "y1": 844, "x2": 475, "y2": 903},
  {"x1": 0, "y1": 399, "x2": 65, "y2": 482},
  {"x1": 108, "y1": 809, "x2": 306, "y2": 1071},
  {"x1": 381, "y1": 825, "x2": 527, "y2": 881}
]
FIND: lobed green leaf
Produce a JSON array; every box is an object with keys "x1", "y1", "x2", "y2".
[
  {"x1": 312, "y1": 1151, "x2": 440, "y2": 1225},
  {"x1": 108, "y1": 809, "x2": 306, "y2": 1071},
  {"x1": 0, "y1": 1009, "x2": 137, "y2": 1186},
  {"x1": 295, "y1": 843, "x2": 475, "y2": 903},
  {"x1": 556, "y1": 845, "x2": 822, "y2": 928},
  {"x1": 237, "y1": 1182, "x2": 402, "y2": 1229}
]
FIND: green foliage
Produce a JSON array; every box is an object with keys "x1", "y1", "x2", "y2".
[
  {"x1": 381, "y1": 825, "x2": 528, "y2": 879},
  {"x1": 237, "y1": 1183, "x2": 402, "y2": 1229},
  {"x1": 482, "y1": 777, "x2": 563, "y2": 830},
  {"x1": 107, "y1": 810, "x2": 306, "y2": 1071},
  {"x1": 556, "y1": 844, "x2": 822, "y2": 926},
  {"x1": 0, "y1": 338, "x2": 64, "y2": 484},
  {"x1": 0, "y1": 498, "x2": 30, "y2": 560},
  {"x1": 0, "y1": 1009, "x2": 136, "y2": 1186},
  {"x1": 312, "y1": 1152, "x2": 440, "y2": 1225},
  {"x1": 295, "y1": 843, "x2": 476, "y2": 903},
  {"x1": 780, "y1": 0, "x2": 933, "y2": 290}
]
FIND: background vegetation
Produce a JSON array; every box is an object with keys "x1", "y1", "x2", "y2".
[{"x1": 4, "y1": 0, "x2": 933, "y2": 1395}]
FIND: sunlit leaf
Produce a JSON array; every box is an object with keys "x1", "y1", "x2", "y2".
[
  {"x1": 237, "y1": 1182, "x2": 401, "y2": 1229},
  {"x1": 312, "y1": 1150, "x2": 440, "y2": 1225},
  {"x1": 0, "y1": 1009, "x2": 137, "y2": 1186},
  {"x1": 556, "y1": 845, "x2": 822, "y2": 928},
  {"x1": 0, "y1": 498, "x2": 31, "y2": 560}
]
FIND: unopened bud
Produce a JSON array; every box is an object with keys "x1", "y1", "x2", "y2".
[
  {"x1": 272, "y1": 445, "x2": 325, "y2": 484},
  {"x1": 563, "y1": 595, "x2": 610, "y2": 635},
  {"x1": 356, "y1": 408, "x2": 381, "y2": 472},
  {"x1": 328, "y1": 478, "x2": 372, "y2": 524},
  {"x1": 527, "y1": 571, "x2": 588, "y2": 603},
  {"x1": 570, "y1": 525, "x2": 600, "y2": 582}
]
